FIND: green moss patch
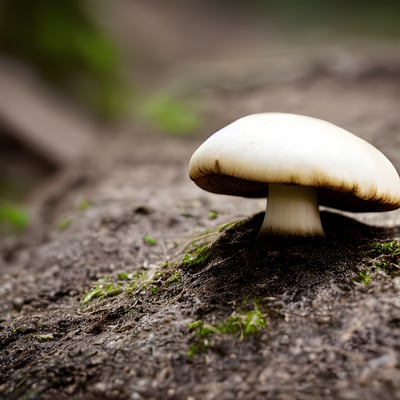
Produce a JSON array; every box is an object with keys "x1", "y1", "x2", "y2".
[{"x1": 187, "y1": 302, "x2": 267, "y2": 359}]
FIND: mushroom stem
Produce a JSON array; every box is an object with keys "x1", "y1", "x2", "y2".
[{"x1": 260, "y1": 183, "x2": 325, "y2": 237}]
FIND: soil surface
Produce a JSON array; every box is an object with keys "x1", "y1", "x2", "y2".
[{"x1": 2, "y1": 3, "x2": 400, "y2": 399}]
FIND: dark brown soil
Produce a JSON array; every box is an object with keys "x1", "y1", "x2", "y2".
[
  {"x1": 2, "y1": 199, "x2": 400, "y2": 400},
  {"x1": 184, "y1": 212, "x2": 397, "y2": 304}
]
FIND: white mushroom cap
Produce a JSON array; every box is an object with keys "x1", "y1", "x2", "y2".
[{"x1": 189, "y1": 113, "x2": 400, "y2": 213}]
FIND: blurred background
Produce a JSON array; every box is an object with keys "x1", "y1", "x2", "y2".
[{"x1": 1, "y1": 0, "x2": 400, "y2": 233}]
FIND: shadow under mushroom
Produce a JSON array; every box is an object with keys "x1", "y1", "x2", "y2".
[{"x1": 182, "y1": 211, "x2": 400, "y2": 307}]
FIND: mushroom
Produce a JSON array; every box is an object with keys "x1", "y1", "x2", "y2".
[{"x1": 188, "y1": 113, "x2": 400, "y2": 237}]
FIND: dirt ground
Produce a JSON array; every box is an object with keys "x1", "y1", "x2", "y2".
[{"x1": 2, "y1": 3, "x2": 400, "y2": 399}]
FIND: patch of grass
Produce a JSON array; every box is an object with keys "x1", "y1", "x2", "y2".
[{"x1": 188, "y1": 303, "x2": 267, "y2": 359}]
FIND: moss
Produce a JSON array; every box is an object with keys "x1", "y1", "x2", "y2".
[
  {"x1": 33, "y1": 334, "x2": 55, "y2": 342},
  {"x1": 81, "y1": 219, "x2": 242, "y2": 306},
  {"x1": 353, "y1": 270, "x2": 372, "y2": 285},
  {"x1": 372, "y1": 260, "x2": 392, "y2": 275},
  {"x1": 179, "y1": 220, "x2": 243, "y2": 269},
  {"x1": 81, "y1": 263, "x2": 184, "y2": 305},
  {"x1": 207, "y1": 210, "x2": 218, "y2": 220},
  {"x1": 181, "y1": 246, "x2": 210, "y2": 268},
  {"x1": 369, "y1": 240, "x2": 400, "y2": 257},
  {"x1": 117, "y1": 272, "x2": 148, "y2": 281},
  {"x1": 368, "y1": 240, "x2": 400, "y2": 278},
  {"x1": 354, "y1": 240, "x2": 400, "y2": 285},
  {"x1": 165, "y1": 271, "x2": 181, "y2": 286},
  {"x1": 149, "y1": 267, "x2": 183, "y2": 292},
  {"x1": 187, "y1": 302, "x2": 267, "y2": 359},
  {"x1": 81, "y1": 279, "x2": 123, "y2": 304}
]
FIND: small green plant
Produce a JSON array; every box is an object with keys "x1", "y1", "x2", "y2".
[
  {"x1": 207, "y1": 210, "x2": 218, "y2": 220},
  {"x1": 78, "y1": 199, "x2": 91, "y2": 211},
  {"x1": 187, "y1": 303, "x2": 266, "y2": 359},
  {"x1": 0, "y1": 203, "x2": 29, "y2": 232},
  {"x1": 140, "y1": 94, "x2": 202, "y2": 136},
  {"x1": 181, "y1": 246, "x2": 210, "y2": 268},
  {"x1": 81, "y1": 279, "x2": 122, "y2": 304},
  {"x1": 353, "y1": 270, "x2": 372, "y2": 285},
  {"x1": 181, "y1": 219, "x2": 241, "y2": 252},
  {"x1": 81, "y1": 264, "x2": 183, "y2": 305},
  {"x1": 369, "y1": 240, "x2": 400, "y2": 257},
  {"x1": 179, "y1": 219, "x2": 242, "y2": 270},
  {"x1": 143, "y1": 235, "x2": 157, "y2": 246},
  {"x1": 165, "y1": 271, "x2": 181, "y2": 286},
  {"x1": 372, "y1": 260, "x2": 392, "y2": 274},
  {"x1": 126, "y1": 272, "x2": 154, "y2": 292},
  {"x1": 33, "y1": 334, "x2": 55, "y2": 342},
  {"x1": 117, "y1": 271, "x2": 148, "y2": 281},
  {"x1": 368, "y1": 240, "x2": 400, "y2": 278},
  {"x1": 355, "y1": 240, "x2": 400, "y2": 285}
]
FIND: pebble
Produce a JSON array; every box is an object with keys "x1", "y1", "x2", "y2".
[
  {"x1": 12, "y1": 297, "x2": 24, "y2": 311},
  {"x1": 93, "y1": 382, "x2": 107, "y2": 392}
]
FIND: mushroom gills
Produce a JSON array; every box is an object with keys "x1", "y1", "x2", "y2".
[{"x1": 260, "y1": 183, "x2": 325, "y2": 237}]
